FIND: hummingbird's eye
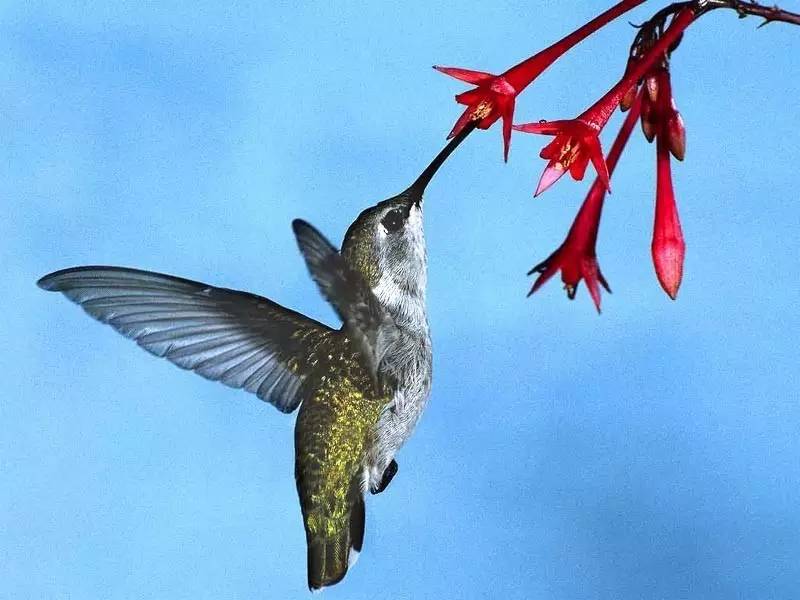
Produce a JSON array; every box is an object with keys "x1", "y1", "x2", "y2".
[{"x1": 380, "y1": 208, "x2": 406, "y2": 234}]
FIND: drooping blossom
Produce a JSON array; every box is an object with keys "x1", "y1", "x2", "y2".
[
  {"x1": 644, "y1": 67, "x2": 686, "y2": 298},
  {"x1": 652, "y1": 134, "x2": 685, "y2": 299},
  {"x1": 513, "y1": 8, "x2": 696, "y2": 196},
  {"x1": 513, "y1": 119, "x2": 611, "y2": 196},
  {"x1": 434, "y1": 0, "x2": 647, "y2": 161},
  {"x1": 529, "y1": 91, "x2": 643, "y2": 312}
]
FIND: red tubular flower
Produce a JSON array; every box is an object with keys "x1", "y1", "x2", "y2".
[
  {"x1": 513, "y1": 8, "x2": 696, "y2": 196},
  {"x1": 432, "y1": 68, "x2": 517, "y2": 161},
  {"x1": 652, "y1": 135, "x2": 685, "y2": 299},
  {"x1": 434, "y1": 0, "x2": 647, "y2": 162},
  {"x1": 514, "y1": 119, "x2": 610, "y2": 196},
  {"x1": 666, "y1": 107, "x2": 686, "y2": 161},
  {"x1": 642, "y1": 68, "x2": 686, "y2": 299},
  {"x1": 529, "y1": 91, "x2": 643, "y2": 312}
]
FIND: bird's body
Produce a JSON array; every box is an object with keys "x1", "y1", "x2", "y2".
[
  {"x1": 291, "y1": 331, "x2": 387, "y2": 586},
  {"x1": 38, "y1": 125, "x2": 471, "y2": 591},
  {"x1": 37, "y1": 200, "x2": 432, "y2": 591}
]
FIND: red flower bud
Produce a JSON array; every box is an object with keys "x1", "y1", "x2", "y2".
[
  {"x1": 620, "y1": 84, "x2": 639, "y2": 112},
  {"x1": 640, "y1": 67, "x2": 687, "y2": 160},
  {"x1": 652, "y1": 137, "x2": 685, "y2": 299},
  {"x1": 640, "y1": 99, "x2": 658, "y2": 143},
  {"x1": 666, "y1": 108, "x2": 686, "y2": 161},
  {"x1": 619, "y1": 54, "x2": 642, "y2": 112}
]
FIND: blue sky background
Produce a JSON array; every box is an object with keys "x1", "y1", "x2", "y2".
[{"x1": 3, "y1": 1, "x2": 799, "y2": 598}]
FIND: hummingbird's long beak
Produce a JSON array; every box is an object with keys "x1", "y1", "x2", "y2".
[{"x1": 404, "y1": 121, "x2": 477, "y2": 207}]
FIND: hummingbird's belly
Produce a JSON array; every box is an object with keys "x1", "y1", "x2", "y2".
[{"x1": 365, "y1": 360, "x2": 432, "y2": 491}]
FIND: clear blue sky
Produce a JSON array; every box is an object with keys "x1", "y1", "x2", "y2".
[{"x1": 3, "y1": 2, "x2": 799, "y2": 598}]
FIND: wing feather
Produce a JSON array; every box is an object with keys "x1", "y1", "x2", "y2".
[
  {"x1": 38, "y1": 266, "x2": 333, "y2": 413},
  {"x1": 291, "y1": 219, "x2": 396, "y2": 387}
]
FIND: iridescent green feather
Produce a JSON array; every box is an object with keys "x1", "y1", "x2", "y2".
[{"x1": 293, "y1": 333, "x2": 387, "y2": 589}]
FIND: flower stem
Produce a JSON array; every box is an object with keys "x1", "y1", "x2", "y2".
[
  {"x1": 569, "y1": 91, "x2": 644, "y2": 247},
  {"x1": 504, "y1": 0, "x2": 649, "y2": 90},
  {"x1": 697, "y1": 0, "x2": 800, "y2": 27},
  {"x1": 584, "y1": 8, "x2": 696, "y2": 128},
  {"x1": 606, "y1": 91, "x2": 644, "y2": 176}
]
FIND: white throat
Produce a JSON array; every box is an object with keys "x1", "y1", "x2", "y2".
[{"x1": 372, "y1": 272, "x2": 428, "y2": 333}]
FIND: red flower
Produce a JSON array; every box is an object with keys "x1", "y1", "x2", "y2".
[
  {"x1": 640, "y1": 68, "x2": 686, "y2": 160},
  {"x1": 666, "y1": 107, "x2": 686, "y2": 161},
  {"x1": 643, "y1": 68, "x2": 686, "y2": 299},
  {"x1": 652, "y1": 135, "x2": 685, "y2": 299},
  {"x1": 529, "y1": 91, "x2": 643, "y2": 312},
  {"x1": 513, "y1": 8, "x2": 696, "y2": 195},
  {"x1": 625, "y1": 61, "x2": 688, "y2": 299},
  {"x1": 513, "y1": 119, "x2": 609, "y2": 197},
  {"x1": 434, "y1": 0, "x2": 647, "y2": 162},
  {"x1": 432, "y1": 67, "x2": 517, "y2": 162}
]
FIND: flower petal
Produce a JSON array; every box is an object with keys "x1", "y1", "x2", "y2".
[
  {"x1": 477, "y1": 110, "x2": 503, "y2": 130},
  {"x1": 597, "y1": 268, "x2": 612, "y2": 293},
  {"x1": 433, "y1": 65, "x2": 495, "y2": 85},
  {"x1": 513, "y1": 120, "x2": 574, "y2": 135},
  {"x1": 585, "y1": 136, "x2": 611, "y2": 192},
  {"x1": 620, "y1": 83, "x2": 639, "y2": 112},
  {"x1": 538, "y1": 137, "x2": 562, "y2": 160},
  {"x1": 454, "y1": 87, "x2": 485, "y2": 107},
  {"x1": 501, "y1": 98, "x2": 515, "y2": 162},
  {"x1": 667, "y1": 111, "x2": 686, "y2": 161},
  {"x1": 581, "y1": 258, "x2": 603, "y2": 313},
  {"x1": 641, "y1": 111, "x2": 657, "y2": 143},
  {"x1": 569, "y1": 151, "x2": 591, "y2": 181},
  {"x1": 527, "y1": 255, "x2": 560, "y2": 296},
  {"x1": 447, "y1": 105, "x2": 477, "y2": 139},
  {"x1": 534, "y1": 162, "x2": 568, "y2": 197}
]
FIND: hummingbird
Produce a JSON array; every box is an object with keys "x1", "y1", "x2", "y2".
[{"x1": 37, "y1": 124, "x2": 474, "y2": 591}]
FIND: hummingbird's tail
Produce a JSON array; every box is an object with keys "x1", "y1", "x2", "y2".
[{"x1": 306, "y1": 484, "x2": 365, "y2": 591}]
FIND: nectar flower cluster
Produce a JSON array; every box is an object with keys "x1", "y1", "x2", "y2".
[
  {"x1": 434, "y1": 0, "x2": 647, "y2": 162},
  {"x1": 512, "y1": 8, "x2": 695, "y2": 197},
  {"x1": 528, "y1": 92, "x2": 643, "y2": 312},
  {"x1": 435, "y1": 4, "x2": 702, "y2": 310}
]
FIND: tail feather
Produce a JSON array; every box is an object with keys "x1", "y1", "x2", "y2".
[
  {"x1": 349, "y1": 492, "x2": 365, "y2": 565},
  {"x1": 306, "y1": 483, "x2": 365, "y2": 591},
  {"x1": 307, "y1": 535, "x2": 350, "y2": 591}
]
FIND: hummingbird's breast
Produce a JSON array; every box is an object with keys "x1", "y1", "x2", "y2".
[
  {"x1": 360, "y1": 245, "x2": 434, "y2": 491},
  {"x1": 365, "y1": 327, "x2": 433, "y2": 491}
]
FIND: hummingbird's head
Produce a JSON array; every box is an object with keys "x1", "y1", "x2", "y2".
[
  {"x1": 340, "y1": 123, "x2": 474, "y2": 325},
  {"x1": 341, "y1": 190, "x2": 428, "y2": 315}
]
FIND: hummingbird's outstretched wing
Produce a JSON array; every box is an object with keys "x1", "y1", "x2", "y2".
[
  {"x1": 291, "y1": 219, "x2": 396, "y2": 388},
  {"x1": 37, "y1": 266, "x2": 334, "y2": 413}
]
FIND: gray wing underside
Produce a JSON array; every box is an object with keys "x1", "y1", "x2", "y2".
[
  {"x1": 37, "y1": 266, "x2": 334, "y2": 413},
  {"x1": 291, "y1": 219, "x2": 396, "y2": 388}
]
